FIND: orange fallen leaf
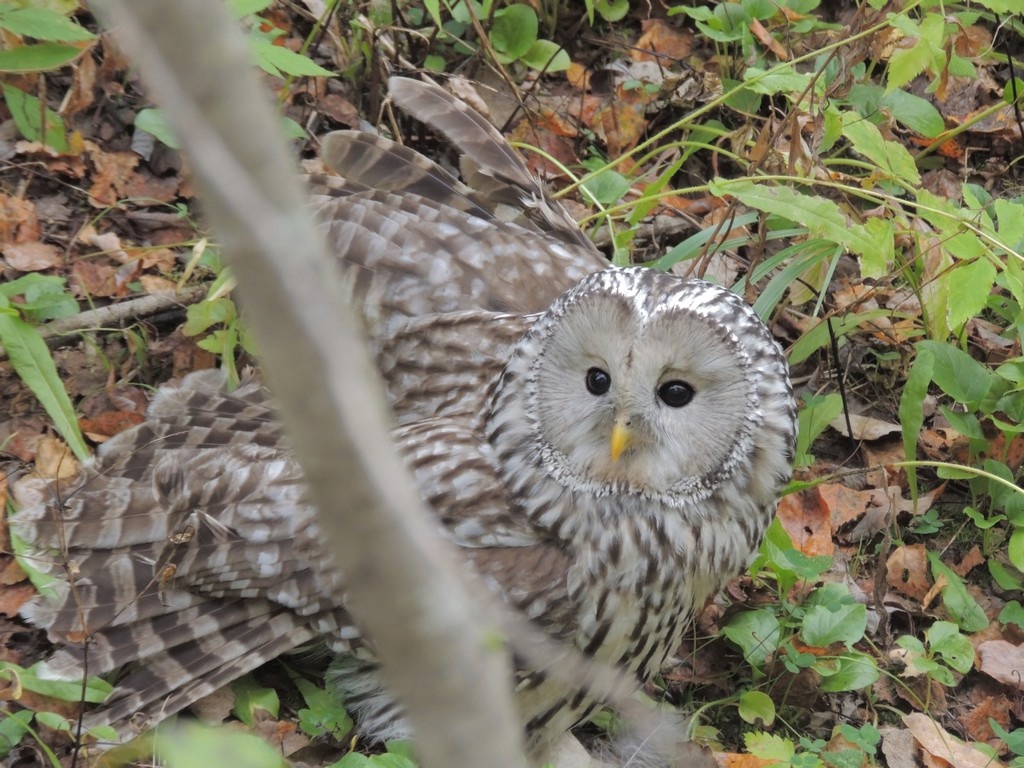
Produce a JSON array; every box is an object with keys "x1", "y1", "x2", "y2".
[
  {"x1": 776, "y1": 486, "x2": 833, "y2": 556},
  {"x1": 886, "y1": 543, "x2": 931, "y2": 600},
  {"x1": 34, "y1": 436, "x2": 79, "y2": 480},
  {"x1": 632, "y1": 19, "x2": 693, "y2": 63},
  {"x1": 749, "y1": 18, "x2": 789, "y2": 60},
  {"x1": 79, "y1": 410, "x2": 146, "y2": 442}
]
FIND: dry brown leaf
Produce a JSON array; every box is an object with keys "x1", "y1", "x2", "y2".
[
  {"x1": 776, "y1": 487, "x2": 833, "y2": 556},
  {"x1": 0, "y1": 194, "x2": 40, "y2": 244},
  {"x1": 0, "y1": 583, "x2": 37, "y2": 619},
  {"x1": 138, "y1": 274, "x2": 178, "y2": 294},
  {"x1": 960, "y1": 690, "x2": 1011, "y2": 743},
  {"x1": 79, "y1": 410, "x2": 146, "y2": 442},
  {"x1": 749, "y1": 18, "x2": 789, "y2": 60},
  {"x1": 0, "y1": 558, "x2": 27, "y2": 587},
  {"x1": 903, "y1": 712, "x2": 994, "y2": 768},
  {"x1": 829, "y1": 412, "x2": 901, "y2": 441},
  {"x1": 65, "y1": 49, "x2": 97, "y2": 116},
  {"x1": 2, "y1": 240, "x2": 63, "y2": 271},
  {"x1": 977, "y1": 640, "x2": 1024, "y2": 691},
  {"x1": 953, "y1": 545, "x2": 985, "y2": 578},
  {"x1": 632, "y1": 19, "x2": 693, "y2": 63},
  {"x1": 34, "y1": 436, "x2": 79, "y2": 480},
  {"x1": 71, "y1": 259, "x2": 119, "y2": 297},
  {"x1": 566, "y1": 61, "x2": 591, "y2": 90},
  {"x1": 86, "y1": 142, "x2": 140, "y2": 207},
  {"x1": 886, "y1": 544, "x2": 932, "y2": 600}
]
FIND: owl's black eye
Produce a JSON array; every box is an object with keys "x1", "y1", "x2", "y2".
[
  {"x1": 658, "y1": 380, "x2": 694, "y2": 408},
  {"x1": 585, "y1": 367, "x2": 611, "y2": 395}
]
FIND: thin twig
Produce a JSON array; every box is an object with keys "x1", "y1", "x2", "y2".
[{"x1": 0, "y1": 284, "x2": 210, "y2": 362}]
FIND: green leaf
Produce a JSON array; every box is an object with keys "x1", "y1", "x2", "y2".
[
  {"x1": 916, "y1": 339, "x2": 994, "y2": 409},
  {"x1": 0, "y1": 710, "x2": 33, "y2": 755},
  {"x1": 929, "y1": 553, "x2": 989, "y2": 632},
  {"x1": 249, "y1": 38, "x2": 334, "y2": 78},
  {"x1": 946, "y1": 257, "x2": 996, "y2": 330},
  {"x1": 231, "y1": 674, "x2": 279, "y2": 726},
  {"x1": 0, "y1": 298, "x2": 88, "y2": 460},
  {"x1": 879, "y1": 88, "x2": 944, "y2": 137},
  {"x1": 520, "y1": 38, "x2": 569, "y2": 72},
  {"x1": 135, "y1": 107, "x2": 180, "y2": 149},
  {"x1": 722, "y1": 609, "x2": 781, "y2": 666},
  {"x1": 580, "y1": 165, "x2": 632, "y2": 206},
  {"x1": 157, "y1": 722, "x2": 289, "y2": 768},
  {"x1": 709, "y1": 178, "x2": 880, "y2": 261},
  {"x1": 745, "y1": 732, "x2": 795, "y2": 762},
  {"x1": 886, "y1": 32, "x2": 933, "y2": 91},
  {"x1": 0, "y1": 5, "x2": 93, "y2": 41},
  {"x1": 817, "y1": 651, "x2": 880, "y2": 692},
  {"x1": 990, "y1": 562, "x2": 1024, "y2": 592},
  {"x1": 841, "y1": 110, "x2": 921, "y2": 185},
  {"x1": 743, "y1": 66, "x2": 813, "y2": 96},
  {"x1": 802, "y1": 601, "x2": 867, "y2": 648},
  {"x1": 0, "y1": 42, "x2": 81, "y2": 71},
  {"x1": 1009, "y1": 528, "x2": 1024, "y2": 573},
  {"x1": 926, "y1": 621, "x2": 974, "y2": 673},
  {"x1": 593, "y1": 0, "x2": 629, "y2": 22},
  {"x1": 227, "y1": 0, "x2": 273, "y2": 16},
  {"x1": 490, "y1": 4, "x2": 537, "y2": 60},
  {"x1": 2, "y1": 83, "x2": 68, "y2": 151},
  {"x1": 738, "y1": 690, "x2": 775, "y2": 726},
  {"x1": 796, "y1": 391, "x2": 843, "y2": 462},
  {"x1": 0, "y1": 662, "x2": 112, "y2": 703}
]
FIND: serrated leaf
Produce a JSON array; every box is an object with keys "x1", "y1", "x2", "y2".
[
  {"x1": 887, "y1": 35, "x2": 932, "y2": 91},
  {"x1": 841, "y1": 110, "x2": 920, "y2": 185},
  {"x1": 0, "y1": 299, "x2": 88, "y2": 460},
  {"x1": 946, "y1": 257, "x2": 996, "y2": 330},
  {"x1": 709, "y1": 178, "x2": 880, "y2": 260}
]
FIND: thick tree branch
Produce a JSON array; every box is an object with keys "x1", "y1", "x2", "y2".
[{"x1": 88, "y1": 3, "x2": 526, "y2": 767}]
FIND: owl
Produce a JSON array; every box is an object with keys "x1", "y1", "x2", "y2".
[{"x1": 12, "y1": 77, "x2": 796, "y2": 760}]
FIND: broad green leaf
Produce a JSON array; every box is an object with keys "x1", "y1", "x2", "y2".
[
  {"x1": 802, "y1": 601, "x2": 867, "y2": 648},
  {"x1": 787, "y1": 309, "x2": 889, "y2": 366},
  {"x1": 999, "y1": 600, "x2": 1024, "y2": 629},
  {"x1": 745, "y1": 732, "x2": 795, "y2": 762},
  {"x1": 929, "y1": 553, "x2": 989, "y2": 632},
  {"x1": 0, "y1": 298, "x2": 88, "y2": 460},
  {"x1": 841, "y1": 110, "x2": 920, "y2": 185},
  {"x1": 880, "y1": 88, "x2": 944, "y2": 137},
  {"x1": 2, "y1": 83, "x2": 67, "y2": 151},
  {"x1": 490, "y1": 4, "x2": 536, "y2": 60},
  {"x1": 743, "y1": 66, "x2": 813, "y2": 95},
  {"x1": 1009, "y1": 528, "x2": 1024, "y2": 573},
  {"x1": 926, "y1": 621, "x2": 973, "y2": 673},
  {"x1": 709, "y1": 178, "x2": 880, "y2": 260},
  {"x1": 858, "y1": 217, "x2": 894, "y2": 278},
  {"x1": 0, "y1": 4, "x2": 93, "y2": 41},
  {"x1": 593, "y1": 0, "x2": 629, "y2": 22},
  {"x1": 722, "y1": 609, "x2": 781, "y2": 666},
  {"x1": 231, "y1": 674, "x2": 280, "y2": 726},
  {"x1": 135, "y1": 108, "x2": 180, "y2": 149},
  {"x1": 580, "y1": 165, "x2": 632, "y2": 206},
  {"x1": 0, "y1": 662, "x2": 111, "y2": 703},
  {"x1": 886, "y1": 28, "x2": 933, "y2": 91},
  {"x1": 521, "y1": 39, "x2": 569, "y2": 73},
  {"x1": 0, "y1": 41, "x2": 80, "y2": 71},
  {"x1": 817, "y1": 651, "x2": 880, "y2": 692},
  {"x1": 916, "y1": 339, "x2": 994, "y2": 409},
  {"x1": 158, "y1": 722, "x2": 288, "y2": 768},
  {"x1": 738, "y1": 690, "x2": 775, "y2": 726},
  {"x1": 0, "y1": 710, "x2": 33, "y2": 755}
]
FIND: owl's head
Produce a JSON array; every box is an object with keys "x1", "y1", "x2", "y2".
[{"x1": 487, "y1": 267, "x2": 795, "y2": 508}]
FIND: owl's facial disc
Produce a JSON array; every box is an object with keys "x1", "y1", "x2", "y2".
[{"x1": 524, "y1": 269, "x2": 760, "y2": 499}]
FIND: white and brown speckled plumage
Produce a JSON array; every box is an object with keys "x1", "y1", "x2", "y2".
[{"x1": 12, "y1": 77, "x2": 795, "y2": 757}]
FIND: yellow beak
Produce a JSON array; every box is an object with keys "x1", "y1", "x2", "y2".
[{"x1": 610, "y1": 419, "x2": 633, "y2": 463}]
